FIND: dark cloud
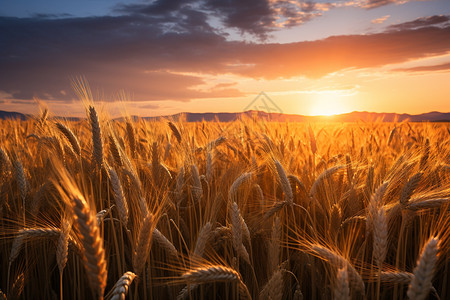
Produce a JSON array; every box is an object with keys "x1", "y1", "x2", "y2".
[
  {"x1": 387, "y1": 15, "x2": 450, "y2": 31},
  {"x1": 363, "y1": 0, "x2": 398, "y2": 9},
  {"x1": 115, "y1": 0, "x2": 333, "y2": 38},
  {"x1": 204, "y1": 0, "x2": 274, "y2": 37},
  {"x1": 138, "y1": 103, "x2": 160, "y2": 109},
  {"x1": 115, "y1": 0, "x2": 187, "y2": 16},
  {"x1": 30, "y1": 13, "x2": 73, "y2": 19},
  {"x1": 393, "y1": 62, "x2": 450, "y2": 72},
  {"x1": 1, "y1": 6, "x2": 450, "y2": 103}
]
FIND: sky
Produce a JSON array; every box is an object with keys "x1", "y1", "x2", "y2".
[{"x1": 0, "y1": 0, "x2": 450, "y2": 117}]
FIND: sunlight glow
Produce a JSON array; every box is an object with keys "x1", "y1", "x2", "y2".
[{"x1": 308, "y1": 92, "x2": 351, "y2": 116}]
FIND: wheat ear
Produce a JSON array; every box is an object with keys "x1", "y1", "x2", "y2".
[
  {"x1": 89, "y1": 106, "x2": 103, "y2": 167},
  {"x1": 107, "y1": 167, "x2": 128, "y2": 226},
  {"x1": 260, "y1": 269, "x2": 283, "y2": 300},
  {"x1": 407, "y1": 237, "x2": 439, "y2": 300},
  {"x1": 206, "y1": 152, "x2": 213, "y2": 182},
  {"x1": 334, "y1": 266, "x2": 350, "y2": 300},
  {"x1": 109, "y1": 136, "x2": 123, "y2": 168},
  {"x1": 367, "y1": 181, "x2": 389, "y2": 235},
  {"x1": 268, "y1": 216, "x2": 281, "y2": 275},
  {"x1": 14, "y1": 160, "x2": 28, "y2": 204},
  {"x1": 193, "y1": 222, "x2": 212, "y2": 257},
  {"x1": 311, "y1": 244, "x2": 365, "y2": 295},
  {"x1": 133, "y1": 212, "x2": 154, "y2": 275},
  {"x1": 229, "y1": 172, "x2": 252, "y2": 202},
  {"x1": 373, "y1": 206, "x2": 388, "y2": 267},
  {"x1": 400, "y1": 172, "x2": 423, "y2": 205},
  {"x1": 57, "y1": 219, "x2": 71, "y2": 273},
  {"x1": 406, "y1": 198, "x2": 449, "y2": 211},
  {"x1": 56, "y1": 122, "x2": 81, "y2": 156},
  {"x1": 274, "y1": 160, "x2": 293, "y2": 205},
  {"x1": 168, "y1": 121, "x2": 182, "y2": 143},
  {"x1": 190, "y1": 164, "x2": 203, "y2": 202},
  {"x1": 125, "y1": 122, "x2": 136, "y2": 158},
  {"x1": 0, "y1": 147, "x2": 12, "y2": 172},
  {"x1": 231, "y1": 202, "x2": 250, "y2": 263},
  {"x1": 310, "y1": 166, "x2": 344, "y2": 197},
  {"x1": 111, "y1": 271, "x2": 136, "y2": 300},
  {"x1": 308, "y1": 126, "x2": 317, "y2": 154},
  {"x1": 182, "y1": 265, "x2": 251, "y2": 299},
  {"x1": 293, "y1": 284, "x2": 303, "y2": 300},
  {"x1": 72, "y1": 196, "x2": 107, "y2": 299},
  {"x1": 153, "y1": 228, "x2": 178, "y2": 258}
]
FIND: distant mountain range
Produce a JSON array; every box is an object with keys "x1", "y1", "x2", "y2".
[{"x1": 1, "y1": 110, "x2": 450, "y2": 122}]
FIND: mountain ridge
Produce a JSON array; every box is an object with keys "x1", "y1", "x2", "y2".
[{"x1": 1, "y1": 110, "x2": 450, "y2": 122}]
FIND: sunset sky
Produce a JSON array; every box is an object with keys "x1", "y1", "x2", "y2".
[{"x1": 1, "y1": 0, "x2": 450, "y2": 117}]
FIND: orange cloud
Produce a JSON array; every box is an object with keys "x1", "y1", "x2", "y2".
[{"x1": 371, "y1": 15, "x2": 390, "y2": 24}]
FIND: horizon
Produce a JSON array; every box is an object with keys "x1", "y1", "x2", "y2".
[
  {"x1": 2, "y1": 108, "x2": 450, "y2": 120},
  {"x1": 1, "y1": 1, "x2": 450, "y2": 117}
]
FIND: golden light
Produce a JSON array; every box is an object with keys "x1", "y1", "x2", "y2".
[{"x1": 308, "y1": 91, "x2": 351, "y2": 116}]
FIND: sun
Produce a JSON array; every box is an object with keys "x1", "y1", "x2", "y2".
[{"x1": 308, "y1": 92, "x2": 351, "y2": 116}]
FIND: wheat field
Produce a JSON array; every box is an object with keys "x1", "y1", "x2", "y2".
[{"x1": 0, "y1": 102, "x2": 449, "y2": 299}]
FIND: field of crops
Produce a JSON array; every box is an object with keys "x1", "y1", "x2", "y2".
[{"x1": 0, "y1": 103, "x2": 449, "y2": 299}]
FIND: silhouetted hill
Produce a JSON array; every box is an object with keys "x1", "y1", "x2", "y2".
[
  {"x1": 2, "y1": 110, "x2": 450, "y2": 122},
  {"x1": 0, "y1": 110, "x2": 28, "y2": 120},
  {"x1": 141, "y1": 110, "x2": 450, "y2": 122}
]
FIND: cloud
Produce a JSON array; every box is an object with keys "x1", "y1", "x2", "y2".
[
  {"x1": 371, "y1": 15, "x2": 390, "y2": 24},
  {"x1": 393, "y1": 62, "x2": 450, "y2": 72},
  {"x1": 362, "y1": 0, "x2": 409, "y2": 9},
  {"x1": 30, "y1": 13, "x2": 73, "y2": 19},
  {"x1": 387, "y1": 15, "x2": 450, "y2": 31},
  {"x1": 115, "y1": 0, "x2": 336, "y2": 38},
  {"x1": 1, "y1": 8, "x2": 450, "y2": 103}
]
